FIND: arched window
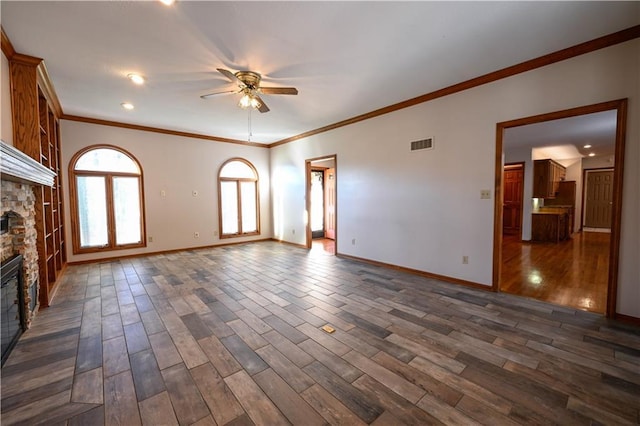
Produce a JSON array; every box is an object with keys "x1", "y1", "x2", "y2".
[
  {"x1": 69, "y1": 145, "x2": 145, "y2": 253},
  {"x1": 218, "y1": 158, "x2": 260, "y2": 238}
]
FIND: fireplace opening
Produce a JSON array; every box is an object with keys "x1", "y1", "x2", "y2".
[{"x1": 1, "y1": 254, "x2": 26, "y2": 366}]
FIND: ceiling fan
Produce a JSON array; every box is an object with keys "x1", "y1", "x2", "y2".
[{"x1": 200, "y1": 68, "x2": 298, "y2": 113}]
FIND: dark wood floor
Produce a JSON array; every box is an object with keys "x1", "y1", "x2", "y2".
[
  {"x1": 2, "y1": 241, "x2": 639, "y2": 425},
  {"x1": 501, "y1": 232, "x2": 610, "y2": 313}
]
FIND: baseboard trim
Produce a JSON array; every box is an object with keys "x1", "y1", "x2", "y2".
[
  {"x1": 336, "y1": 252, "x2": 491, "y2": 292},
  {"x1": 613, "y1": 313, "x2": 640, "y2": 326},
  {"x1": 67, "y1": 238, "x2": 273, "y2": 266},
  {"x1": 270, "y1": 238, "x2": 307, "y2": 249}
]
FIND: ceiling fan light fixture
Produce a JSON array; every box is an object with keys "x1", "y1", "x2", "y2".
[
  {"x1": 238, "y1": 91, "x2": 261, "y2": 110},
  {"x1": 238, "y1": 93, "x2": 252, "y2": 109},
  {"x1": 127, "y1": 73, "x2": 145, "y2": 85}
]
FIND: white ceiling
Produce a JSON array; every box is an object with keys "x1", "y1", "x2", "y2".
[
  {"x1": 1, "y1": 1, "x2": 638, "y2": 144},
  {"x1": 504, "y1": 110, "x2": 618, "y2": 161}
]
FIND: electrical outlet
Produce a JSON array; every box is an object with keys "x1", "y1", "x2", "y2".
[
  {"x1": 213, "y1": 230, "x2": 218, "y2": 237},
  {"x1": 161, "y1": 190, "x2": 166, "y2": 197},
  {"x1": 194, "y1": 232, "x2": 200, "y2": 238},
  {"x1": 352, "y1": 238, "x2": 356, "y2": 245},
  {"x1": 480, "y1": 190, "x2": 491, "y2": 199},
  {"x1": 462, "y1": 256, "x2": 469, "y2": 264},
  {"x1": 148, "y1": 236, "x2": 153, "y2": 243},
  {"x1": 292, "y1": 229, "x2": 295, "y2": 235}
]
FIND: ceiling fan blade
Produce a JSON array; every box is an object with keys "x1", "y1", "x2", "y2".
[
  {"x1": 254, "y1": 95, "x2": 270, "y2": 113},
  {"x1": 200, "y1": 89, "x2": 238, "y2": 99},
  {"x1": 259, "y1": 87, "x2": 298, "y2": 95},
  {"x1": 217, "y1": 68, "x2": 244, "y2": 86}
]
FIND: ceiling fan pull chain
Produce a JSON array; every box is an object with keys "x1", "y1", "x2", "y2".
[{"x1": 248, "y1": 108, "x2": 252, "y2": 142}]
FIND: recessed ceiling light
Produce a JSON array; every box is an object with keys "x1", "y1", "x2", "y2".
[
  {"x1": 583, "y1": 144, "x2": 592, "y2": 149},
  {"x1": 127, "y1": 73, "x2": 145, "y2": 85},
  {"x1": 588, "y1": 153, "x2": 596, "y2": 157},
  {"x1": 121, "y1": 102, "x2": 134, "y2": 110},
  {"x1": 159, "y1": 0, "x2": 175, "y2": 5}
]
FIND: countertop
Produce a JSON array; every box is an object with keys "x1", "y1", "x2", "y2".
[{"x1": 532, "y1": 207, "x2": 570, "y2": 215}]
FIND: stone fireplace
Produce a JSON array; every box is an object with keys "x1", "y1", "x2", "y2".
[
  {"x1": 1, "y1": 141, "x2": 56, "y2": 328},
  {"x1": 1, "y1": 182, "x2": 39, "y2": 327}
]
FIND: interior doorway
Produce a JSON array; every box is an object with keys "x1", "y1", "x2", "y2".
[
  {"x1": 583, "y1": 169, "x2": 614, "y2": 231},
  {"x1": 493, "y1": 100, "x2": 626, "y2": 317},
  {"x1": 305, "y1": 156, "x2": 337, "y2": 254},
  {"x1": 503, "y1": 163, "x2": 524, "y2": 236}
]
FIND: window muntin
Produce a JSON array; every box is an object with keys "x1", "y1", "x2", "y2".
[
  {"x1": 218, "y1": 159, "x2": 260, "y2": 238},
  {"x1": 70, "y1": 145, "x2": 145, "y2": 253}
]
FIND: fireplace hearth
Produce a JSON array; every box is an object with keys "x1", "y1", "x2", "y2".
[{"x1": 1, "y1": 254, "x2": 26, "y2": 366}]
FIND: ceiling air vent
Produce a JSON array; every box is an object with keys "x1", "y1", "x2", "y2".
[{"x1": 410, "y1": 137, "x2": 434, "y2": 152}]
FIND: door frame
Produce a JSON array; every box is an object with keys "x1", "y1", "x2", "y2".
[
  {"x1": 503, "y1": 162, "x2": 525, "y2": 239},
  {"x1": 305, "y1": 155, "x2": 337, "y2": 252},
  {"x1": 310, "y1": 167, "x2": 327, "y2": 239},
  {"x1": 492, "y1": 99, "x2": 627, "y2": 318}
]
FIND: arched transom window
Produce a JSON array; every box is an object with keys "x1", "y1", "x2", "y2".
[
  {"x1": 218, "y1": 158, "x2": 260, "y2": 238},
  {"x1": 69, "y1": 145, "x2": 145, "y2": 253}
]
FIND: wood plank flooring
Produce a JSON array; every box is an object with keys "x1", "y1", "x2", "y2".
[
  {"x1": 2, "y1": 241, "x2": 639, "y2": 425},
  {"x1": 501, "y1": 231, "x2": 610, "y2": 313}
]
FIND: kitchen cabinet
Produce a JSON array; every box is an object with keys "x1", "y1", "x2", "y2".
[
  {"x1": 531, "y1": 209, "x2": 570, "y2": 243},
  {"x1": 545, "y1": 181, "x2": 576, "y2": 234},
  {"x1": 533, "y1": 159, "x2": 566, "y2": 199}
]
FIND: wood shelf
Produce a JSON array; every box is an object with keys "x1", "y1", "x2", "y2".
[{"x1": 9, "y1": 58, "x2": 67, "y2": 309}]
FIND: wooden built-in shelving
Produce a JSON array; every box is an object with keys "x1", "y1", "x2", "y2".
[
  {"x1": 36, "y1": 87, "x2": 66, "y2": 307},
  {"x1": 9, "y1": 52, "x2": 66, "y2": 308}
]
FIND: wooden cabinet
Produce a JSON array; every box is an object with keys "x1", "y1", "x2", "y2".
[
  {"x1": 533, "y1": 159, "x2": 566, "y2": 199},
  {"x1": 531, "y1": 210, "x2": 570, "y2": 243},
  {"x1": 9, "y1": 54, "x2": 66, "y2": 308}
]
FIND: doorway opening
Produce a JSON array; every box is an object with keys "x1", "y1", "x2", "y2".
[
  {"x1": 493, "y1": 99, "x2": 626, "y2": 317},
  {"x1": 583, "y1": 168, "x2": 614, "y2": 232},
  {"x1": 305, "y1": 156, "x2": 336, "y2": 255},
  {"x1": 503, "y1": 163, "x2": 525, "y2": 237}
]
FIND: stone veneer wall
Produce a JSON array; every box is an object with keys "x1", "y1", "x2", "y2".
[{"x1": 1, "y1": 179, "x2": 40, "y2": 327}]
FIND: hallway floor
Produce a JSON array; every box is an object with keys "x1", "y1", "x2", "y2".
[{"x1": 501, "y1": 232, "x2": 610, "y2": 313}]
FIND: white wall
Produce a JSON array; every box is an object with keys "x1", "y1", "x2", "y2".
[
  {"x1": 270, "y1": 39, "x2": 640, "y2": 317},
  {"x1": 1, "y1": 52, "x2": 13, "y2": 145},
  {"x1": 582, "y1": 154, "x2": 615, "y2": 169},
  {"x1": 61, "y1": 120, "x2": 271, "y2": 263}
]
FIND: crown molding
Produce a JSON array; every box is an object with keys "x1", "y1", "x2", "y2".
[
  {"x1": 37, "y1": 61, "x2": 64, "y2": 118},
  {"x1": 6, "y1": 22, "x2": 638, "y2": 150},
  {"x1": 1, "y1": 27, "x2": 16, "y2": 59},
  {"x1": 269, "y1": 24, "x2": 640, "y2": 148},
  {"x1": 61, "y1": 114, "x2": 269, "y2": 148}
]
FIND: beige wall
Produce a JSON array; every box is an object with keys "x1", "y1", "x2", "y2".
[
  {"x1": 61, "y1": 121, "x2": 272, "y2": 263},
  {"x1": 270, "y1": 39, "x2": 640, "y2": 318}
]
